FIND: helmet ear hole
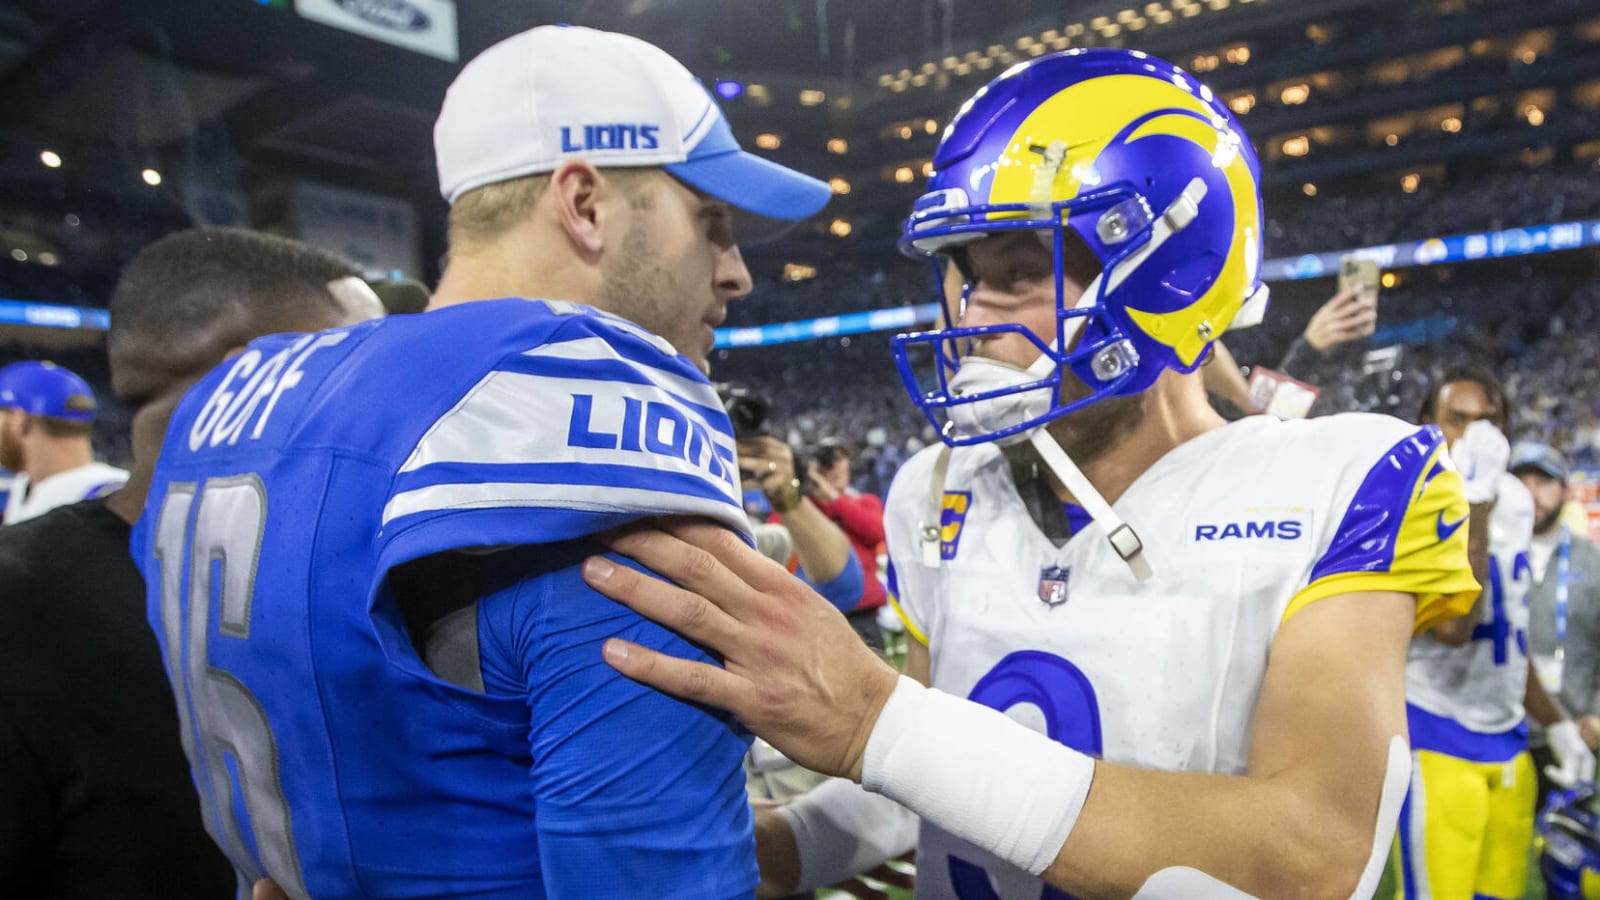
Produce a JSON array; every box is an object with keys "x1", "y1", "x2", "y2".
[{"x1": 1160, "y1": 252, "x2": 1222, "y2": 302}]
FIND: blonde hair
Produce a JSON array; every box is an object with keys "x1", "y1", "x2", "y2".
[
  {"x1": 446, "y1": 168, "x2": 660, "y2": 248},
  {"x1": 447, "y1": 173, "x2": 551, "y2": 247}
]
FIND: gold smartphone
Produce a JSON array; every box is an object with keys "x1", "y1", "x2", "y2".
[{"x1": 1338, "y1": 256, "x2": 1380, "y2": 336}]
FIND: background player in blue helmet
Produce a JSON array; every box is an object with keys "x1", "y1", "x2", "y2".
[
  {"x1": 0, "y1": 360, "x2": 127, "y2": 524},
  {"x1": 144, "y1": 24, "x2": 830, "y2": 899},
  {"x1": 582, "y1": 48, "x2": 1479, "y2": 899}
]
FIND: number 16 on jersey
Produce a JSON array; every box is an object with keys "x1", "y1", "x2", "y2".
[{"x1": 153, "y1": 475, "x2": 307, "y2": 896}]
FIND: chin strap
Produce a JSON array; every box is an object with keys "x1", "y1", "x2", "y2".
[
  {"x1": 1028, "y1": 428, "x2": 1153, "y2": 582},
  {"x1": 920, "y1": 444, "x2": 955, "y2": 567}
]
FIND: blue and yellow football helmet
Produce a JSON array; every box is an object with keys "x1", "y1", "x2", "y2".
[
  {"x1": 1541, "y1": 785, "x2": 1600, "y2": 900},
  {"x1": 893, "y1": 48, "x2": 1269, "y2": 445}
]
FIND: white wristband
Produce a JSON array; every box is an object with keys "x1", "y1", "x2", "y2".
[
  {"x1": 860, "y1": 675, "x2": 1094, "y2": 876},
  {"x1": 776, "y1": 778, "x2": 918, "y2": 891}
]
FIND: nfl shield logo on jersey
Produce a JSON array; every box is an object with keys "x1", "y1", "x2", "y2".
[{"x1": 1037, "y1": 564, "x2": 1070, "y2": 608}]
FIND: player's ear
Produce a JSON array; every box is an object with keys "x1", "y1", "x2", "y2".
[{"x1": 549, "y1": 159, "x2": 606, "y2": 260}]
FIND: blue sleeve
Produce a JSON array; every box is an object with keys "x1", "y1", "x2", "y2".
[
  {"x1": 477, "y1": 541, "x2": 757, "y2": 900},
  {"x1": 796, "y1": 549, "x2": 866, "y2": 613}
]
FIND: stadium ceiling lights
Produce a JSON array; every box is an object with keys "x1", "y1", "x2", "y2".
[
  {"x1": 39, "y1": 150, "x2": 61, "y2": 169},
  {"x1": 141, "y1": 168, "x2": 162, "y2": 186}
]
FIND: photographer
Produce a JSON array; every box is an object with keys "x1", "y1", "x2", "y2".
[
  {"x1": 722, "y1": 385, "x2": 864, "y2": 616},
  {"x1": 806, "y1": 444, "x2": 887, "y2": 616}
]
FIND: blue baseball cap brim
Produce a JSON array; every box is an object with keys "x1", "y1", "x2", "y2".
[{"x1": 665, "y1": 116, "x2": 832, "y2": 244}]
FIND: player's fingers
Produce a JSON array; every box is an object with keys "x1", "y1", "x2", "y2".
[
  {"x1": 654, "y1": 516, "x2": 799, "y2": 592},
  {"x1": 582, "y1": 554, "x2": 746, "y2": 649},
  {"x1": 1547, "y1": 763, "x2": 1577, "y2": 789},
  {"x1": 603, "y1": 638, "x2": 747, "y2": 711},
  {"x1": 600, "y1": 526, "x2": 771, "y2": 619}
]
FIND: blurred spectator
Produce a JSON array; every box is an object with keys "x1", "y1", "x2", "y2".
[
  {"x1": 738, "y1": 435, "x2": 865, "y2": 618},
  {"x1": 1277, "y1": 285, "x2": 1378, "y2": 383},
  {"x1": 0, "y1": 361, "x2": 127, "y2": 524},
  {"x1": 806, "y1": 443, "x2": 888, "y2": 625},
  {"x1": 1515, "y1": 444, "x2": 1600, "y2": 758}
]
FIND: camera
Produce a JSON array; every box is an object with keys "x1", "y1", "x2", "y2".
[{"x1": 715, "y1": 381, "x2": 772, "y2": 439}]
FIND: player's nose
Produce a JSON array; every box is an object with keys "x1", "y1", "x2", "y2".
[{"x1": 716, "y1": 243, "x2": 753, "y2": 301}]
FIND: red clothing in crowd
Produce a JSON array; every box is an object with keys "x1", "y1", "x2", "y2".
[{"x1": 815, "y1": 490, "x2": 886, "y2": 610}]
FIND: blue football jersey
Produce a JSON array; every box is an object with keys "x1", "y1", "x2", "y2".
[{"x1": 133, "y1": 299, "x2": 758, "y2": 898}]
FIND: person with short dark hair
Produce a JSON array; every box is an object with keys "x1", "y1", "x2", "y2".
[
  {"x1": 0, "y1": 226, "x2": 384, "y2": 898},
  {"x1": 0, "y1": 360, "x2": 127, "y2": 524}
]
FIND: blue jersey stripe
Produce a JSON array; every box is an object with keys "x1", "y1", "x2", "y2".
[
  {"x1": 496, "y1": 354, "x2": 728, "y2": 427},
  {"x1": 393, "y1": 460, "x2": 737, "y2": 509},
  {"x1": 1308, "y1": 426, "x2": 1444, "y2": 582}
]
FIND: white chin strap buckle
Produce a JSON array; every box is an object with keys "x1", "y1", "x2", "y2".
[{"x1": 1028, "y1": 429, "x2": 1154, "y2": 582}]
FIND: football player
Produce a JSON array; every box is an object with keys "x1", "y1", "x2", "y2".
[
  {"x1": 583, "y1": 48, "x2": 1481, "y2": 899},
  {"x1": 137, "y1": 25, "x2": 829, "y2": 898},
  {"x1": 0, "y1": 361, "x2": 127, "y2": 524},
  {"x1": 1393, "y1": 370, "x2": 1595, "y2": 899}
]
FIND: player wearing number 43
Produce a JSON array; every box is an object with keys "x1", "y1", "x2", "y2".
[
  {"x1": 1394, "y1": 371, "x2": 1596, "y2": 900},
  {"x1": 581, "y1": 48, "x2": 1482, "y2": 899},
  {"x1": 136, "y1": 23, "x2": 830, "y2": 900}
]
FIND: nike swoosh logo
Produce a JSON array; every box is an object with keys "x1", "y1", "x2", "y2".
[{"x1": 1436, "y1": 511, "x2": 1467, "y2": 541}]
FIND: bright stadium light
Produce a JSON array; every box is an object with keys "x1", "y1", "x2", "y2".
[
  {"x1": 1302, "y1": 182, "x2": 1317, "y2": 196},
  {"x1": 829, "y1": 218, "x2": 853, "y2": 238},
  {"x1": 755, "y1": 133, "x2": 781, "y2": 150},
  {"x1": 828, "y1": 177, "x2": 852, "y2": 195},
  {"x1": 893, "y1": 166, "x2": 915, "y2": 183},
  {"x1": 141, "y1": 168, "x2": 162, "y2": 186},
  {"x1": 714, "y1": 80, "x2": 744, "y2": 100},
  {"x1": 1401, "y1": 172, "x2": 1420, "y2": 193},
  {"x1": 39, "y1": 150, "x2": 62, "y2": 168},
  {"x1": 827, "y1": 138, "x2": 848, "y2": 154}
]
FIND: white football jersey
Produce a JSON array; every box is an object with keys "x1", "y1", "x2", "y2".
[
  {"x1": 2, "y1": 461, "x2": 128, "y2": 525},
  {"x1": 1404, "y1": 472, "x2": 1536, "y2": 735},
  {"x1": 884, "y1": 413, "x2": 1477, "y2": 900}
]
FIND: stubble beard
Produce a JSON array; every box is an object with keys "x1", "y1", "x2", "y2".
[
  {"x1": 1041, "y1": 375, "x2": 1147, "y2": 468},
  {"x1": 0, "y1": 430, "x2": 20, "y2": 473}
]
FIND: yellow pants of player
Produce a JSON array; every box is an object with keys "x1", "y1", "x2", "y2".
[{"x1": 1391, "y1": 748, "x2": 1535, "y2": 900}]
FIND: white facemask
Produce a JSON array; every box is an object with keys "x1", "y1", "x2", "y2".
[{"x1": 944, "y1": 355, "x2": 1057, "y2": 447}]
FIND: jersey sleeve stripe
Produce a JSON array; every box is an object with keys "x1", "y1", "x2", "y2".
[
  {"x1": 399, "y1": 369, "x2": 735, "y2": 474},
  {"x1": 882, "y1": 560, "x2": 928, "y2": 646},
  {"x1": 515, "y1": 336, "x2": 725, "y2": 421},
  {"x1": 1287, "y1": 426, "x2": 1477, "y2": 629},
  {"x1": 381, "y1": 480, "x2": 749, "y2": 533},
  {"x1": 391, "y1": 460, "x2": 739, "y2": 512},
  {"x1": 1308, "y1": 427, "x2": 1448, "y2": 582}
]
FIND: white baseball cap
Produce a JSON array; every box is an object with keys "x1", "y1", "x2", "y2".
[{"x1": 435, "y1": 25, "x2": 831, "y2": 242}]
